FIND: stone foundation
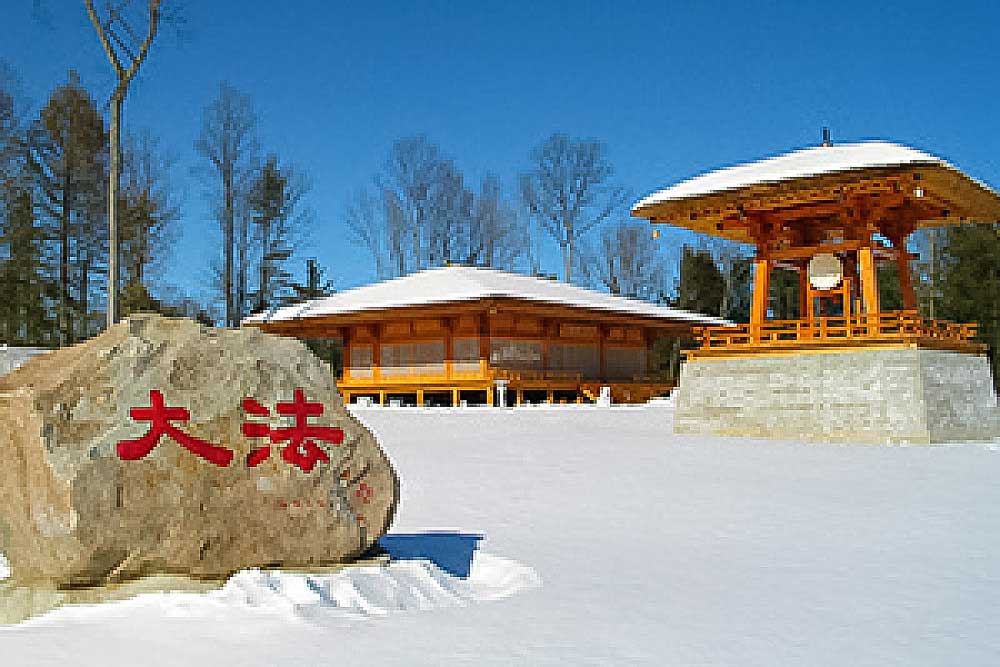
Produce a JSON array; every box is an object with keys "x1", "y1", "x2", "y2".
[{"x1": 674, "y1": 347, "x2": 1000, "y2": 444}]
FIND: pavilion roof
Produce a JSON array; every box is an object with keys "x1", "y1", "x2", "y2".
[
  {"x1": 242, "y1": 265, "x2": 730, "y2": 327},
  {"x1": 631, "y1": 141, "x2": 1000, "y2": 242}
]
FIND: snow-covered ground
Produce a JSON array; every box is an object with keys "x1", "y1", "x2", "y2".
[{"x1": 3, "y1": 404, "x2": 1000, "y2": 665}]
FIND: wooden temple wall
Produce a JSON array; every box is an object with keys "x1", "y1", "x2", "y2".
[{"x1": 336, "y1": 312, "x2": 661, "y2": 405}]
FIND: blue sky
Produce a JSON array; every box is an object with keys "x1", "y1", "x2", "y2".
[{"x1": 4, "y1": 1, "x2": 1000, "y2": 307}]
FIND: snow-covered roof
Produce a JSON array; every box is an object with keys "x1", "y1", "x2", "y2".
[
  {"x1": 633, "y1": 141, "x2": 950, "y2": 211},
  {"x1": 242, "y1": 265, "x2": 729, "y2": 327}
]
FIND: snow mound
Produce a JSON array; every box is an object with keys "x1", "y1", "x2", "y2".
[
  {"x1": 5, "y1": 551, "x2": 540, "y2": 625},
  {"x1": 212, "y1": 552, "x2": 540, "y2": 621}
]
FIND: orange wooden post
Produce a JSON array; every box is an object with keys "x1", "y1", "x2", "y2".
[
  {"x1": 479, "y1": 313, "x2": 490, "y2": 372},
  {"x1": 857, "y1": 245, "x2": 880, "y2": 338},
  {"x1": 342, "y1": 329, "x2": 352, "y2": 380},
  {"x1": 372, "y1": 324, "x2": 381, "y2": 383},
  {"x1": 598, "y1": 325, "x2": 606, "y2": 382},
  {"x1": 750, "y1": 257, "x2": 771, "y2": 343},
  {"x1": 858, "y1": 245, "x2": 880, "y2": 339}
]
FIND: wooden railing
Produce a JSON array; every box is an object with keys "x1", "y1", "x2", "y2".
[
  {"x1": 692, "y1": 310, "x2": 982, "y2": 355},
  {"x1": 493, "y1": 368, "x2": 583, "y2": 383}
]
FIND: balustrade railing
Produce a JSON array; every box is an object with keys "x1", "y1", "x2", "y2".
[
  {"x1": 493, "y1": 368, "x2": 583, "y2": 383},
  {"x1": 693, "y1": 310, "x2": 980, "y2": 353}
]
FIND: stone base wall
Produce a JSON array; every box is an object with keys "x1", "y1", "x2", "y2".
[
  {"x1": 673, "y1": 347, "x2": 1000, "y2": 444},
  {"x1": 0, "y1": 347, "x2": 49, "y2": 377}
]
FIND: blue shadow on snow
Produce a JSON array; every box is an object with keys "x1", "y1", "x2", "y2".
[{"x1": 377, "y1": 531, "x2": 483, "y2": 578}]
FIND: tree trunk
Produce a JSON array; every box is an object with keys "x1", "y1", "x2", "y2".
[
  {"x1": 79, "y1": 248, "x2": 90, "y2": 339},
  {"x1": 563, "y1": 239, "x2": 572, "y2": 282},
  {"x1": 259, "y1": 220, "x2": 271, "y2": 310},
  {"x1": 107, "y1": 94, "x2": 122, "y2": 328},
  {"x1": 237, "y1": 207, "x2": 247, "y2": 323},
  {"x1": 60, "y1": 153, "x2": 72, "y2": 347},
  {"x1": 224, "y1": 167, "x2": 234, "y2": 327}
]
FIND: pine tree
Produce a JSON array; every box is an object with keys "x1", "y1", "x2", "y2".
[
  {"x1": 675, "y1": 246, "x2": 725, "y2": 316},
  {"x1": 939, "y1": 223, "x2": 1000, "y2": 392},
  {"x1": 0, "y1": 186, "x2": 54, "y2": 345},
  {"x1": 27, "y1": 73, "x2": 108, "y2": 345},
  {"x1": 249, "y1": 156, "x2": 295, "y2": 313}
]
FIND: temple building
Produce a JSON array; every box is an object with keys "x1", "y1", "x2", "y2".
[
  {"x1": 632, "y1": 139, "x2": 1000, "y2": 443},
  {"x1": 242, "y1": 265, "x2": 726, "y2": 406}
]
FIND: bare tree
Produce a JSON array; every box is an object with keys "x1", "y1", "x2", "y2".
[
  {"x1": 344, "y1": 187, "x2": 387, "y2": 278},
  {"x1": 424, "y1": 159, "x2": 472, "y2": 267},
  {"x1": 520, "y1": 134, "x2": 627, "y2": 283},
  {"x1": 118, "y1": 129, "x2": 179, "y2": 308},
  {"x1": 84, "y1": 0, "x2": 163, "y2": 328},
  {"x1": 376, "y1": 136, "x2": 443, "y2": 275},
  {"x1": 466, "y1": 174, "x2": 527, "y2": 269},
  {"x1": 576, "y1": 221, "x2": 664, "y2": 301},
  {"x1": 349, "y1": 137, "x2": 530, "y2": 278},
  {"x1": 195, "y1": 82, "x2": 256, "y2": 327}
]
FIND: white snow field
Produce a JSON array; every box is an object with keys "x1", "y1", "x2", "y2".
[{"x1": 3, "y1": 403, "x2": 1000, "y2": 665}]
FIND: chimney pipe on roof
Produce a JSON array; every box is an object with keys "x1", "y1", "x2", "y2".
[{"x1": 822, "y1": 127, "x2": 832, "y2": 147}]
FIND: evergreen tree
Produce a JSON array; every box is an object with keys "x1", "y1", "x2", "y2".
[
  {"x1": 877, "y1": 262, "x2": 904, "y2": 312},
  {"x1": 27, "y1": 73, "x2": 108, "y2": 345},
  {"x1": 0, "y1": 186, "x2": 54, "y2": 345},
  {"x1": 769, "y1": 267, "x2": 799, "y2": 320},
  {"x1": 649, "y1": 246, "x2": 727, "y2": 387},
  {"x1": 723, "y1": 258, "x2": 752, "y2": 323},
  {"x1": 675, "y1": 246, "x2": 725, "y2": 316},
  {"x1": 248, "y1": 155, "x2": 307, "y2": 313},
  {"x1": 938, "y1": 223, "x2": 1000, "y2": 392}
]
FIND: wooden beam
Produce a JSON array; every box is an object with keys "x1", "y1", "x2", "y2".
[{"x1": 765, "y1": 239, "x2": 864, "y2": 261}]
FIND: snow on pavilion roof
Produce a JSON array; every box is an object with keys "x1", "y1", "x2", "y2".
[
  {"x1": 630, "y1": 140, "x2": 1000, "y2": 243},
  {"x1": 633, "y1": 141, "x2": 952, "y2": 210},
  {"x1": 242, "y1": 265, "x2": 730, "y2": 327}
]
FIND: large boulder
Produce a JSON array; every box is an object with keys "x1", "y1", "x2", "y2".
[{"x1": 0, "y1": 314, "x2": 399, "y2": 588}]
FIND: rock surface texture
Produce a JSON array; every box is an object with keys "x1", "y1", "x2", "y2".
[{"x1": 0, "y1": 314, "x2": 399, "y2": 588}]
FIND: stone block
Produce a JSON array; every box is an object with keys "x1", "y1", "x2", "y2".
[{"x1": 674, "y1": 347, "x2": 1000, "y2": 444}]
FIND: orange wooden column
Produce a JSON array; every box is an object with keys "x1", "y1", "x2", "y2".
[
  {"x1": 598, "y1": 325, "x2": 606, "y2": 382},
  {"x1": 750, "y1": 257, "x2": 771, "y2": 342},
  {"x1": 857, "y1": 245, "x2": 880, "y2": 315},
  {"x1": 444, "y1": 318, "x2": 454, "y2": 379},
  {"x1": 372, "y1": 324, "x2": 381, "y2": 383},
  {"x1": 342, "y1": 329, "x2": 352, "y2": 378}
]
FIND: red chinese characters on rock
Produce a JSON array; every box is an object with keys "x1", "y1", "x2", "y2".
[
  {"x1": 242, "y1": 388, "x2": 345, "y2": 472},
  {"x1": 117, "y1": 390, "x2": 235, "y2": 467},
  {"x1": 116, "y1": 388, "x2": 344, "y2": 472}
]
